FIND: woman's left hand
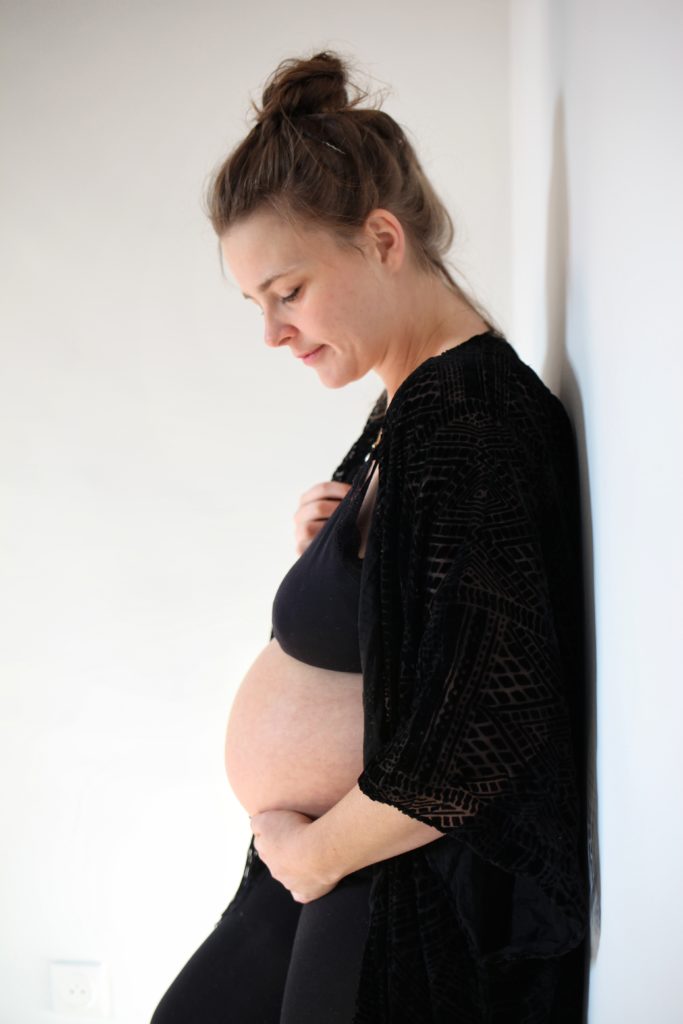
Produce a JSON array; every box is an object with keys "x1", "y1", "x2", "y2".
[{"x1": 249, "y1": 809, "x2": 339, "y2": 903}]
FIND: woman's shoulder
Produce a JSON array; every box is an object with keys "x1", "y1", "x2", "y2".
[
  {"x1": 385, "y1": 331, "x2": 573, "y2": 457},
  {"x1": 334, "y1": 332, "x2": 576, "y2": 482}
]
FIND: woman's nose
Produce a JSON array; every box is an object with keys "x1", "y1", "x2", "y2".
[{"x1": 263, "y1": 311, "x2": 294, "y2": 349}]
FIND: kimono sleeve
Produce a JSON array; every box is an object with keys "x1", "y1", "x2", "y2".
[{"x1": 356, "y1": 411, "x2": 588, "y2": 960}]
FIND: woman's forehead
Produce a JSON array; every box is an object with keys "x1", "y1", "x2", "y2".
[{"x1": 220, "y1": 212, "x2": 349, "y2": 291}]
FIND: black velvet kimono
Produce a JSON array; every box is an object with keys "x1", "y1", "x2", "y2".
[{"x1": 239, "y1": 330, "x2": 590, "y2": 1022}]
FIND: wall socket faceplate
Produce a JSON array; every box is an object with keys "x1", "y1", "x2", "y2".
[{"x1": 49, "y1": 960, "x2": 110, "y2": 1016}]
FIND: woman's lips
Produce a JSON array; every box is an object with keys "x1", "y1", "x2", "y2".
[{"x1": 300, "y1": 345, "x2": 324, "y2": 364}]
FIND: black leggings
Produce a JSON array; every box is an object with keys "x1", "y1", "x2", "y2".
[{"x1": 150, "y1": 848, "x2": 374, "y2": 1023}]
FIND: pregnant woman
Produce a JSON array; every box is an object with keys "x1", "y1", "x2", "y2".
[{"x1": 151, "y1": 50, "x2": 590, "y2": 1023}]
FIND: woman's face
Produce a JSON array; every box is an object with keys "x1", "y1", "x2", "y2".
[{"x1": 219, "y1": 208, "x2": 398, "y2": 389}]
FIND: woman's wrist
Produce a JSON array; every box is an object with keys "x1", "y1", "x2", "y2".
[{"x1": 300, "y1": 782, "x2": 445, "y2": 885}]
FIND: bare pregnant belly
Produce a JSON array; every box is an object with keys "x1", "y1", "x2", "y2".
[{"x1": 224, "y1": 637, "x2": 364, "y2": 819}]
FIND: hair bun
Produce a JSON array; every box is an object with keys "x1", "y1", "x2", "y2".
[{"x1": 253, "y1": 51, "x2": 351, "y2": 125}]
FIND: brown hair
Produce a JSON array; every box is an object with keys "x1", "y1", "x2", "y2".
[{"x1": 202, "y1": 49, "x2": 499, "y2": 330}]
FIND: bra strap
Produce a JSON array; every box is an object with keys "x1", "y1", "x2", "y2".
[{"x1": 336, "y1": 457, "x2": 378, "y2": 561}]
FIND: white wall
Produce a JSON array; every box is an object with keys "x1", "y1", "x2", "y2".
[
  {"x1": 509, "y1": 1, "x2": 683, "y2": 1020},
  {"x1": 0, "y1": 2, "x2": 510, "y2": 1020}
]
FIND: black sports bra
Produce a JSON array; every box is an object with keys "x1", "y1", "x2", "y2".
[{"x1": 270, "y1": 457, "x2": 378, "y2": 673}]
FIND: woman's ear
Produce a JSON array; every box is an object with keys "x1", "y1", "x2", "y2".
[{"x1": 362, "y1": 208, "x2": 406, "y2": 273}]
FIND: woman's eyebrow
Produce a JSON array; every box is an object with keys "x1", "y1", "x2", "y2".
[{"x1": 242, "y1": 264, "x2": 302, "y2": 300}]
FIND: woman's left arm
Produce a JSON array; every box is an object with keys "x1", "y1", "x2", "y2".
[{"x1": 250, "y1": 784, "x2": 444, "y2": 901}]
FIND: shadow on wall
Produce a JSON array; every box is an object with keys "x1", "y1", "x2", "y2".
[{"x1": 542, "y1": 94, "x2": 602, "y2": 1022}]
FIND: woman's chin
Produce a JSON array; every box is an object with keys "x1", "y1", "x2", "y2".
[
  {"x1": 315, "y1": 366, "x2": 347, "y2": 389},
  {"x1": 315, "y1": 361, "x2": 365, "y2": 390}
]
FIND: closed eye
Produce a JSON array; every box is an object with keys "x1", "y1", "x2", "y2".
[{"x1": 253, "y1": 287, "x2": 300, "y2": 316}]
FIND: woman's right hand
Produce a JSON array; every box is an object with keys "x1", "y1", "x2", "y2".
[{"x1": 294, "y1": 480, "x2": 352, "y2": 555}]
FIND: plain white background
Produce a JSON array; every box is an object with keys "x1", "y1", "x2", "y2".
[{"x1": 2, "y1": 0, "x2": 682, "y2": 1021}]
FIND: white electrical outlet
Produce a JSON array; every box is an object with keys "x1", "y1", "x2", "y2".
[{"x1": 49, "y1": 960, "x2": 110, "y2": 1016}]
